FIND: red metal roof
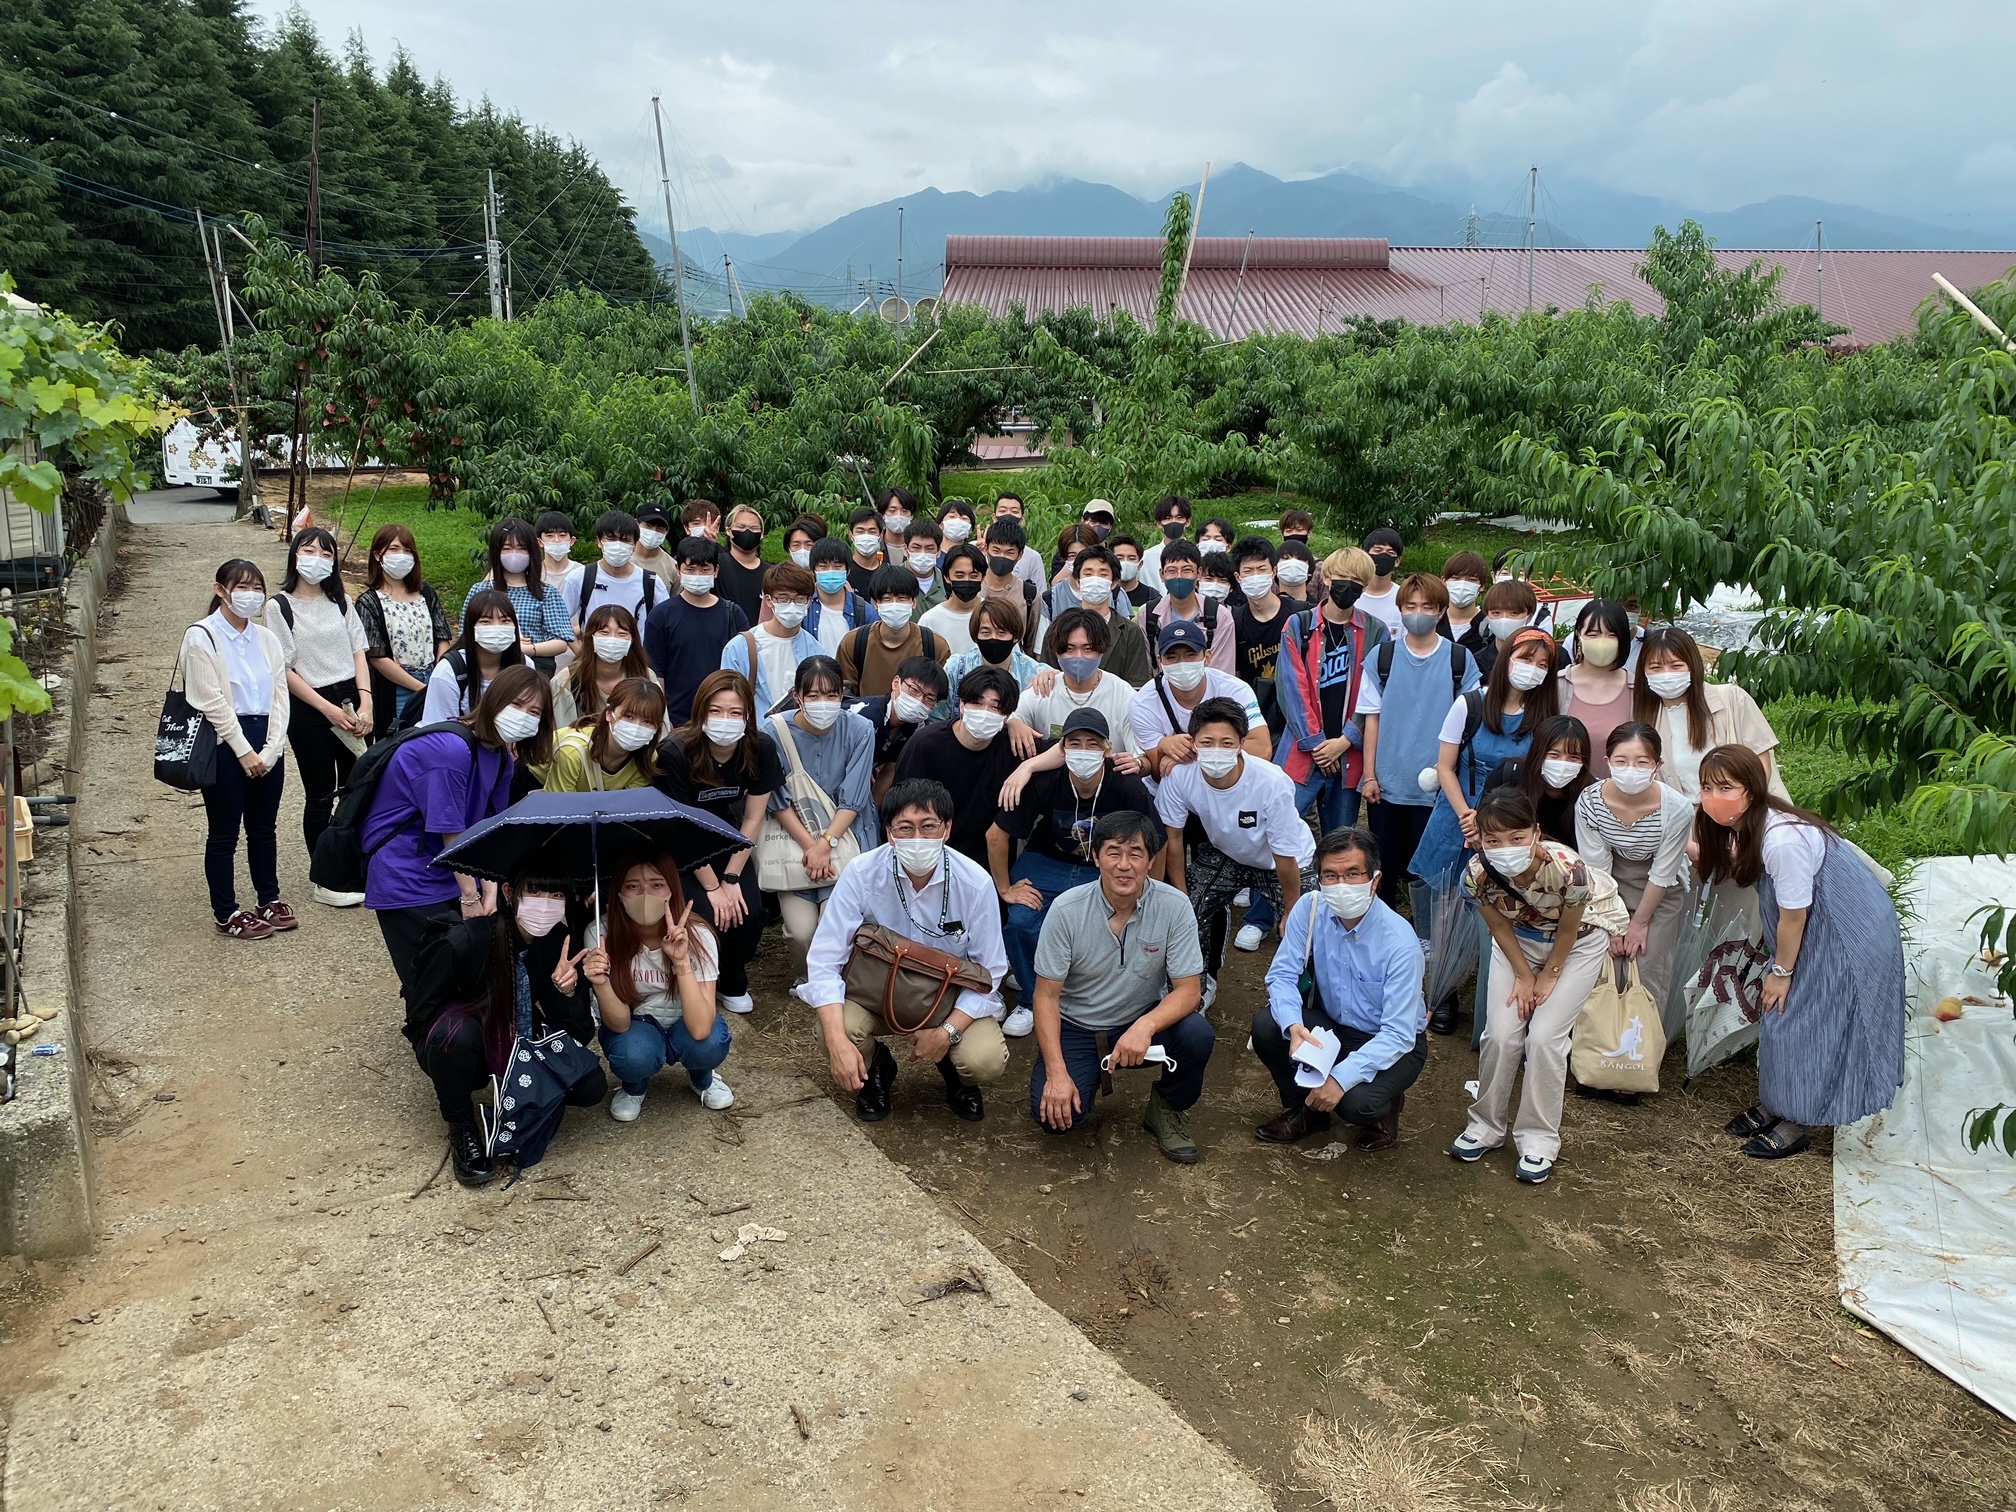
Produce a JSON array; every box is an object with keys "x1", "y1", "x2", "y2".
[{"x1": 941, "y1": 237, "x2": 2016, "y2": 347}]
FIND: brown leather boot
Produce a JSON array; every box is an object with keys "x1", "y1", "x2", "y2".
[
  {"x1": 1254, "y1": 1105, "x2": 1331, "y2": 1144},
  {"x1": 1355, "y1": 1093, "x2": 1404, "y2": 1153}
]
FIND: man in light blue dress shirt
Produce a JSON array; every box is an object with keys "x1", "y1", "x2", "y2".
[{"x1": 1252, "y1": 827, "x2": 1429, "y2": 1152}]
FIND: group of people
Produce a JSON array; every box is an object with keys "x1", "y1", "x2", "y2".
[{"x1": 177, "y1": 490, "x2": 1906, "y2": 1188}]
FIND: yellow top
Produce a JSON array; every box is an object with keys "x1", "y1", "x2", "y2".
[{"x1": 542, "y1": 725, "x2": 652, "y2": 792}]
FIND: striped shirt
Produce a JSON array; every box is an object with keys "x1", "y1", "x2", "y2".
[{"x1": 1574, "y1": 782, "x2": 1694, "y2": 889}]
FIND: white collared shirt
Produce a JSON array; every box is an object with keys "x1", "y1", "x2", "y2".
[
  {"x1": 796, "y1": 843, "x2": 1007, "y2": 1021},
  {"x1": 205, "y1": 608, "x2": 273, "y2": 716}
]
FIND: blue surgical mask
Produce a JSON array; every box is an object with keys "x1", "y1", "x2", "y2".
[
  {"x1": 1059, "y1": 654, "x2": 1101, "y2": 683},
  {"x1": 815, "y1": 569, "x2": 848, "y2": 595},
  {"x1": 1163, "y1": 575, "x2": 1197, "y2": 600}
]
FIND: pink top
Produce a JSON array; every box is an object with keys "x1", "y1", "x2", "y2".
[{"x1": 1563, "y1": 671, "x2": 1634, "y2": 779}]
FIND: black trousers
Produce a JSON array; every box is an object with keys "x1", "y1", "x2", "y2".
[
  {"x1": 683, "y1": 866, "x2": 764, "y2": 997},
  {"x1": 288, "y1": 682, "x2": 360, "y2": 858},
  {"x1": 376, "y1": 901, "x2": 461, "y2": 1001},
  {"x1": 1365, "y1": 801, "x2": 1433, "y2": 906},
  {"x1": 1249, "y1": 1002, "x2": 1428, "y2": 1127},
  {"x1": 413, "y1": 1014, "x2": 608, "y2": 1126}
]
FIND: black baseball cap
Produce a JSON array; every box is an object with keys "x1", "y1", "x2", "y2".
[{"x1": 1061, "y1": 708, "x2": 1111, "y2": 741}]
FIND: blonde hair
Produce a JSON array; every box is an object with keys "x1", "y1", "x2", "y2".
[{"x1": 1321, "y1": 546, "x2": 1374, "y2": 586}]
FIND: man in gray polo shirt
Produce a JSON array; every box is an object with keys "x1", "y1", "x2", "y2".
[{"x1": 1029, "y1": 809, "x2": 1212, "y2": 1162}]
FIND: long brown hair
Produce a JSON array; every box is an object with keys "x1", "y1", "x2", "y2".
[
  {"x1": 1634, "y1": 627, "x2": 1711, "y2": 750},
  {"x1": 1483, "y1": 626, "x2": 1561, "y2": 734},
  {"x1": 590, "y1": 678, "x2": 666, "y2": 780},
  {"x1": 566, "y1": 603, "x2": 650, "y2": 724},
  {"x1": 1692, "y1": 744, "x2": 1832, "y2": 888},
  {"x1": 468, "y1": 663, "x2": 555, "y2": 767},
  {"x1": 676, "y1": 669, "x2": 761, "y2": 786},
  {"x1": 364, "y1": 523, "x2": 426, "y2": 594},
  {"x1": 602, "y1": 854, "x2": 713, "y2": 1006}
]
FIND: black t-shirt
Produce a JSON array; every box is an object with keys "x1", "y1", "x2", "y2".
[
  {"x1": 1483, "y1": 758, "x2": 1580, "y2": 847},
  {"x1": 656, "y1": 732, "x2": 786, "y2": 834},
  {"x1": 716, "y1": 554, "x2": 768, "y2": 624},
  {"x1": 1232, "y1": 601, "x2": 1292, "y2": 738},
  {"x1": 846, "y1": 556, "x2": 882, "y2": 598},
  {"x1": 1318, "y1": 617, "x2": 1356, "y2": 738},
  {"x1": 892, "y1": 720, "x2": 1040, "y2": 867},
  {"x1": 993, "y1": 762, "x2": 1157, "y2": 865},
  {"x1": 1124, "y1": 582, "x2": 1161, "y2": 613}
]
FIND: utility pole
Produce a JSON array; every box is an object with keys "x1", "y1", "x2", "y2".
[
  {"x1": 651, "y1": 93, "x2": 700, "y2": 409},
  {"x1": 285, "y1": 98, "x2": 321, "y2": 543},
  {"x1": 1525, "y1": 165, "x2": 1537, "y2": 313},
  {"x1": 1174, "y1": 161, "x2": 1211, "y2": 319},
  {"x1": 724, "y1": 255, "x2": 746, "y2": 318},
  {"x1": 1226, "y1": 228, "x2": 1256, "y2": 330},
  {"x1": 214, "y1": 223, "x2": 256, "y2": 517},
  {"x1": 1815, "y1": 219, "x2": 1825, "y2": 327},
  {"x1": 1464, "y1": 208, "x2": 1479, "y2": 248},
  {"x1": 504, "y1": 245, "x2": 515, "y2": 322},
  {"x1": 897, "y1": 205, "x2": 905, "y2": 322},
  {"x1": 485, "y1": 170, "x2": 505, "y2": 321},
  {"x1": 195, "y1": 208, "x2": 252, "y2": 517}
]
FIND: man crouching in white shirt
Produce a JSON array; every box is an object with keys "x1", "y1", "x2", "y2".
[{"x1": 799, "y1": 777, "x2": 1011, "y2": 1122}]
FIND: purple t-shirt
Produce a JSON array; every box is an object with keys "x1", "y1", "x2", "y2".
[{"x1": 362, "y1": 731, "x2": 515, "y2": 909}]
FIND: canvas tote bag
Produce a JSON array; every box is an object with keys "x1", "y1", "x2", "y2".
[{"x1": 1571, "y1": 956, "x2": 1666, "y2": 1093}]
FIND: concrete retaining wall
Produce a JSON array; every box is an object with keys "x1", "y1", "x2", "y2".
[{"x1": 0, "y1": 498, "x2": 125, "y2": 1256}]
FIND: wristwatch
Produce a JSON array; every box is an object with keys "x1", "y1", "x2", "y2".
[
  {"x1": 942, "y1": 1023, "x2": 965, "y2": 1047},
  {"x1": 1767, "y1": 963, "x2": 1795, "y2": 979}
]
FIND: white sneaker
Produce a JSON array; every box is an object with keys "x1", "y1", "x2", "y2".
[
  {"x1": 1233, "y1": 923, "x2": 1265, "y2": 952},
  {"x1": 312, "y1": 885, "x2": 366, "y2": 908},
  {"x1": 1201, "y1": 975, "x2": 1218, "y2": 1009},
  {"x1": 609, "y1": 1090, "x2": 646, "y2": 1123},
  {"x1": 1515, "y1": 1153, "x2": 1555, "y2": 1184},
  {"x1": 720, "y1": 993, "x2": 756, "y2": 1015},
  {"x1": 1002, "y1": 1006, "x2": 1034, "y2": 1038},
  {"x1": 1449, "y1": 1131, "x2": 1494, "y2": 1162},
  {"x1": 692, "y1": 1073, "x2": 734, "y2": 1111},
  {"x1": 1233, "y1": 888, "x2": 1252, "y2": 908}
]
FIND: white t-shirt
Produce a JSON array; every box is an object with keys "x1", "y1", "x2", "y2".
[
  {"x1": 1128, "y1": 669, "x2": 1266, "y2": 754},
  {"x1": 1017, "y1": 671, "x2": 1142, "y2": 753},
  {"x1": 546, "y1": 562, "x2": 587, "y2": 625},
  {"x1": 1355, "y1": 585, "x2": 1403, "y2": 638},
  {"x1": 1155, "y1": 753, "x2": 1315, "y2": 871},
  {"x1": 1436, "y1": 695, "x2": 1475, "y2": 744},
  {"x1": 583, "y1": 915, "x2": 721, "y2": 1028},
  {"x1": 812, "y1": 602, "x2": 850, "y2": 655},
  {"x1": 1761, "y1": 811, "x2": 1827, "y2": 909},
  {"x1": 422, "y1": 656, "x2": 485, "y2": 722},
  {"x1": 752, "y1": 628, "x2": 802, "y2": 713},
  {"x1": 918, "y1": 598, "x2": 978, "y2": 657},
  {"x1": 577, "y1": 566, "x2": 653, "y2": 629}
]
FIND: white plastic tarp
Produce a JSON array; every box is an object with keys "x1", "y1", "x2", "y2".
[{"x1": 1834, "y1": 856, "x2": 2016, "y2": 1421}]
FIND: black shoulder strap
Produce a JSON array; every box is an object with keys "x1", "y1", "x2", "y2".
[
  {"x1": 276, "y1": 595, "x2": 294, "y2": 630},
  {"x1": 1376, "y1": 638, "x2": 1394, "y2": 686},
  {"x1": 1449, "y1": 643, "x2": 1469, "y2": 699},
  {"x1": 845, "y1": 625, "x2": 870, "y2": 670},
  {"x1": 1153, "y1": 675, "x2": 1183, "y2": 734},
  {"x1": 578, "y1": 560, "x2": 599, "y2": 609},
  {"x1": 639, "y1": 569, "x2": 658, "y2": 613},
  {"x1": 918, "y1": 627, "x2": 939, "y2": 661},
  {"x1": 1460, "y1": 688, "x2": 1486, "y2": 748}
]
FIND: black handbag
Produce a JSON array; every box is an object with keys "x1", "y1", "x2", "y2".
[{"x1": 154, "y1": 627, "x2": 219, "y2": 790}]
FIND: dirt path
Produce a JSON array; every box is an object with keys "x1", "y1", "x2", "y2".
[{"x1": 0, "y1": 515, "x2": 1271, "y2": 1512}]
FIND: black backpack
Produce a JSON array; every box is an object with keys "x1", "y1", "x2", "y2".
[
  {"x1": 1374, "y1": 637, "x2": 1471, "y2": 701},
  {"x1": 310, "y1": 721, "x2": 480, "y2": 893},
  {"x1": 576, "y1": 561, "x2": 659, "y2": 621}
]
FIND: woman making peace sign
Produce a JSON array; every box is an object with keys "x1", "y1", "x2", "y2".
[{"x1": 583, "y1": 854, "x2": 734, "y2": 1123}]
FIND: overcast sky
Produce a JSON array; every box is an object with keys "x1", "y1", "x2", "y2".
[{"x1": 276, "y1": 0, "x2": 2015, "y2": 237}]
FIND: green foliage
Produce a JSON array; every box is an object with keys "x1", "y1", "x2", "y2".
[
  {"x1": 326, "y1": 481, "x2": 491, "y2": 604},
  {"x1": 1963, "y1": 1105, "x2": 2016, "y2": 1157}
]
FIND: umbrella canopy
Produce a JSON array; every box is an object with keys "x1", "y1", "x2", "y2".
[{"x1": 433, "y1": 788, "x2": 750, "y2": 887}]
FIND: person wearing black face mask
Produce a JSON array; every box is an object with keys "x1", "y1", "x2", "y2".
[
  {"x1": 1277, "y1": 556, "x2": 1389, "y2": 836},
  {"x1": 919, "y1": 543, "x2": 989, "y2": 656},
  {"x1": 1139, "y1": 493, "x2": 1193, "y2": 594},
  {"x1": 1356, "y1": 528, "x2": 1406, "y2": 638},
  {"x1": 715, "y1": 504, "x2": 771, "y2": 623}
]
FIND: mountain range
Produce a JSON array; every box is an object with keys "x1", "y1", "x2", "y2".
[{"x1": 639, "y1": 163, "x2": 2016, "y2": 311}]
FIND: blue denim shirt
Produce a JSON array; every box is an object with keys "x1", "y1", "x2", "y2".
[{"x1": 1264, "y1": 893, "x2": 1426, "y2": 1092}]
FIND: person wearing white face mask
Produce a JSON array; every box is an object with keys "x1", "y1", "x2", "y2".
[
  {"x1": 1436, "y1": 549, "x2": 1490, "y2": 658},
  {"x1": 265, "y1": 527, "x2": 373, "y2": 902},
  {"x1": 1128, "y1": 620, "x2": 1269, "y2": 782},
  {"x1": 902, "y1": 517, "x2": 947, "y2": 612},
  {"x1": 1156, "y1": 698, "x2": 1317, "y2": 1001},
  {"x1": 575, "y1": 509, "x2": 662, "y2": 630},
  {"x1": 893, "y1": 665, "x2": 1030, "y2": 869},
  {"x1": 461, "y1": 517, "x2": 573, "y2": 674},
  {"x1": 544, "y1": 679, "x2": 668, "y2": 792},
  {"x1": 183, "y1": 557, "x2": 293, "y2": 941},
  {"x1": 1450, "y1": 787, "x2": 1629, "y2": 1185},
  {"x1": 798, "y1": 778, "x2": 1011, "y2": 1122},
  {"x1": 720, "y1": 561, "x2": 822, "y2": 719},
  {"x1": 631, "y1": 505, "x2": 679, "y2": 588},
  {"x1": 356, "y1": 522, "x2": 451, "y2": 739},
  {"x1": 836, "y1": 565, "x2": 950, "y2": 698},
  {"x1": 533, "y1": 511, "x2": 586, "y2": 661},
  {"x1": 1481, "y1": 715, "x2": 1595, "y2": 848},
  {"x1": 552, "y1": 604, "x2": 660, "y2": 729},
  {"x1": 1574, "y1": 722, "x2": 1695, "y2": 1041},
  {"x1": 1252, "y1": 827, "x2": 1428, "y2": 1152},
  {"x1": 761, "y1": 656, "x2": 879, "y2": 966},
  {"x1": 423, "y1": 589, "x2": 527, "y2": 724},
  {"x1": 1632, "y1": 626, "x2": 1783, "y2": 802},
  {"x1": 642, "y1": 538, "x2": 753, "y2": 727}
]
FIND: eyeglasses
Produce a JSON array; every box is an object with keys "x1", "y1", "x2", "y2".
[{"x1": 886, "y1": 817, "x2": 948, "y2": 839}]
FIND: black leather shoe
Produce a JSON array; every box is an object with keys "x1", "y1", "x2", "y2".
[
  {"x1": 1355, "y1": 1092, "x2": 1403, "y2": 1153},
  {"x1": 939, "y1": 1055, "x2": 984, "y2": 1121},
  {"x1": 449, "y1": 1123, "x2": 495, "y2": 1187},
  {"x1": 856, "y1": 1043, "x2": 898, "y2": 1122},
  {"x1": 1428, "y1": 998, "x2": 1459, "y2": 1036},
  {"x1": 1254, "y1": 1105, "x2": 1331, "y2": 1144}
]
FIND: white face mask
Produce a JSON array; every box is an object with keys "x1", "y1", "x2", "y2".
[
  {"x1": 961, "y1": 706, "x2": 1006, "y2": 741},
  {"x1": 789, "y1": 547, "x2": 812, "y2": 569},
  {"x1": 592, "y1": 634, "x2": 632, "y2": 663},
  {"x1": 884, "y1": 514, "x2": 912, "y2": 535},
  {"x1": 1609, "y1": 764, "x2": 1657, "y2": 794},
  {"x1": 876, "y1": 601, "x2": 914, "y2": 629},
  {"x1": 1197, "y1": 539, "x2": 1228, "y2": 556},
  {"x1": 1119, "y1": 560, "x2": 1141, "y2": 583},
  {"x1": 1162, "y1": 659, "x2": 1206, "y2": 691},
  {"x1": 680, "y1": 574, "x2": 716, "y2": 597},
  {"x1": 702, "y1": 716, "x2": 746, "y2": 747},
  {"x1": 852, "y1": 532, "x2": 883, "y2": 557},
  {"x1": 1276, "y1": 560, "x2": 1310, "y2": 586},
  {"x1": 295, "y1": 553, "x2": 334, "y2": 584},
  {"x1": 1200, "y1": 582, "x2": 1231, "y2": 602},
  {"x1": 494, "y1": 705, "x2": 542, "y2": 744},
  {"x1": 601, "y1": 541, "x2": 635, "y2": 569},
  {"x1": 1541, "y1": 757, "x2": 1582, "y2": 789},
  {"x1": 229, "y1": 588, "x2": 265, "y2": 618},
  {"x1": 1197, "y1": 748, "x2": 1240, "y2": 779},
  {"x1": 907, "y1": 552, "x2": 937, "y2": 577},
  {"x1": 379, "y1": 552, "x2": 415, "y2": 580},
  {"x1": 638, "y1": 528, "x2": 668, "y2": 550},
  {"x1": 1064, "y1": 748, "x2": 1106, "y2": 779},
  {"x1": 1646, "y1": 669, "x2": 1692, "y2": 700},
  {"x1": 1239, "y1": 573, "x2": 1274, "y2": 599},
  {"x1": 770, "y1": 601, "x2": 808, "y2": 630},
  {"x1": 613, "y1": 718, "x2": 658, "y2": 752},
  {"x1": 1446, "y1": 580, "x2": 1481, "y2": 608},
  {"x1": 500, "y1": 550, "x2": 532, "y2": 574},
  {"x1": 890, "y1": 836, "x2": 944, "y2": 875},
  {"x1": 893, "y1": 691, "x2": 931, "y2": 725},
  {"x1": 474, "y1": 623, "x2": 518, "y2": 653},
  {"x1": 685, "y1": 524, "x2": 713, "y2": 540},
  {"x1": 542, "y1": 538, "x2": 572, "y2": 561},
  {"x1": 1487, "y1": 615, "x2": 1525, "y2": 641},
  {"x1": 942, "y1": 518, "x2": 972, "y2": 543},
  {"x1": 800, "y1": 699, "x2": 842, "y2": 731},
  {"x1": 1484, "y1": 843, "x2": 1534, "y2": 875},
  {"x1": 1322, "y1": 881, "x2": 1375, "y2": 923},
  {"x1": 1507, "y1": 659, "x2": 1549, "y2": 691},
  {"x1": 1077, "y1": 575, "x2": 1114, "y2": 605}
]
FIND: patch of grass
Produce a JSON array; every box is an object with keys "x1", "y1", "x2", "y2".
[
  {"x1": 322, "y1": 481, "x2": 495, "y2": 609},
  {"x1": 1292, "y1": 1415, "x2": 1503, "y2": 1512}
]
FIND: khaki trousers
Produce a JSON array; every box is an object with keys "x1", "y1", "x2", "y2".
[
  {"x1": 1464, "y1": 925, "x2": 1612, "y2": 1162},
  {"x1": 837, "y1": 1001, "x2": 1009, "y2": 1087}
]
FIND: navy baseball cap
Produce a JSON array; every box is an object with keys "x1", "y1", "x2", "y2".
[
  {"x1": 1060, "y1": 708, "x2": 1110, "y2": 741},
  {"x1": 1156, "y1": 619, "x2": 1209, "y2": 656}
]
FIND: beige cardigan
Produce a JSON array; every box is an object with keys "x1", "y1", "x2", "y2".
[{"x1": 181, "y1": 620, "x2": 289, "y2": 764}]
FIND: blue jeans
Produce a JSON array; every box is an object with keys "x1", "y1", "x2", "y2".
[
  {"x1": 598, "y1": 1015, "x2": 732, "y2": 1097},
  {"x1": 1246, "y1": 772, "x2": 1361, "y2": 935},
  {"x1": 1029, "y1": 1008, "x2": 1217, "y2": 1129},
  {"x1": 1004, "y1": 850, "x2": 1098, "y2": 1005}
]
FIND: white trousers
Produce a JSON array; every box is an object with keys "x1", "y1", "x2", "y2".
[{"x1": 1463, "y1": 926, "x2": 1612, "y2": 1162}]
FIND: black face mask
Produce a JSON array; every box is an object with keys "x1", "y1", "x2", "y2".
[
  {"x1": 1160, "y1": 521, "x2": 1186, "y2": 540},
  {"x1": 947, "y1": 579, "x2": 982, "y2": 602},
  {"x1": 1086, "y1": 521, "x2": 1111, "y2": 539},
  {"x1": 1370, "y1": 551, "x2": 1400, "y2": 577},
  {"x1": 730, "y1": 528, "x2": 762, "y2": 552},
  {"x1": 1329, "y1": 579, "x2": 1364, "y2": 612},
  {"x1": 976, "y1": 637, "x2": 1015, "y2": 665},
  {"x1": 985, "y1": 554, "x2": 1018, "y2": 578}
]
